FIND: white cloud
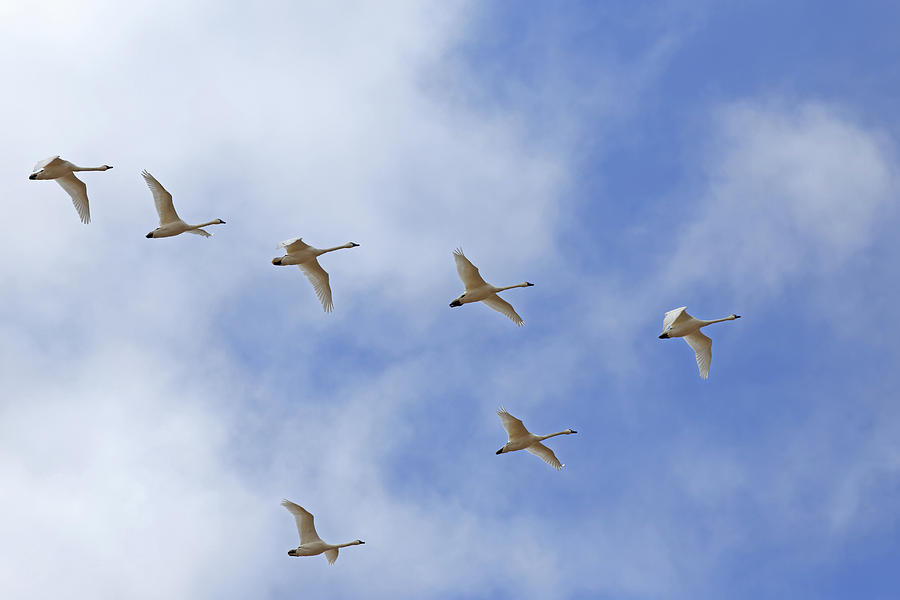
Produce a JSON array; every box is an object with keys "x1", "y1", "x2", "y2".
[{"x1": 662, "y1": 101, "x2": 896, "y2": 302}]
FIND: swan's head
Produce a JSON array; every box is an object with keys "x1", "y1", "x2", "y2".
[
  {"x1": 348, "y1": 242, "x2": 360, "y2": 247},
  {"x1": 102, "y1": 165, "x2": 113, "y2": 171},
  {"x1": 524, "y1": 282, "x2": 534, "y2": 287},
  {"x1": 732, "y1": 314, "x2": 741, "y2": 319},
  {"x1": 288, "y1": 549, "x2": 299, "y2": 557},
  {"x1": 28, "y1": 172, "x2": 39, "y2": 180},
  {"x1": 216, "y1": 218, "x2": 226, "y2": 224},
  {"x1": 354, "y1": 540, "x2": 365, "y2": 545},
  {"x1": 567, "y1": 429, "x2": 577, "y2": 434},
  {"x1": 272, "y1": 257, "x2": 284, "y2": 266}
]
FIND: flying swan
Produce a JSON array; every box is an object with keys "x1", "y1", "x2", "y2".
[
  {"x1": 450, "y1": 249, "x2": 533, "y2": 326},
  {"x1": 281, "y1": 499, "x2": 364, "y2": 564},
  {"x1": 658, "y1": 307, "x2": 741, "y2": 379},
  {"x1": 496, "y1": 406, "x2": 577, "y2": 470},
  {"x1": 141, "y1": 170, "x2": 225, "y2": 238},
  {"x1": 272, "y1": 237, "x2": 359, "y2": 312},
  {"x1": 29, "y1": 156, "x2": 112, "y2": 224}
]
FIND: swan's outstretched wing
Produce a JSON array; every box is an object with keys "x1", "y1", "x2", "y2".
[
  {"x1": 187, "y1": 229, "x2": 211, "y2": 237},
  {"x1": 481, "y1": 294, "x2": 524, "y2": 326},
  {"x1": 684, "y1": 331, "x2": 712, "y2": 379},
  {"x1": 33, "y1": 155, "x2": 62, "y2": 172},
  {"x1": 299, "y1": 259, "x2": 334, "y2": 312},
  {"x1": 324, "y1": 549, "x2": 339, "y2": 565},
  {"x1": 497, "y1": 406, "x2": 530, "y2": 440},
  {"x1": 55, "y1": 173, "x2": 90, "y2": 224},
  {"x1": 453, "y1": 248, "x2": 487, "y2": 290},
  {"x1": 141, "y1": 170, "x2": 180, "y2": 225},
  {"x1": 663, "y1": 306, "x2": 690, "y2": 331},
  {"x1": 280, "y1": 237, "x2": 311, "y2": 254},
  {"x1": 526, "y1": 442, "x2": 563, "y2": 470},
  {"x1": 281, "y1": 499, "x2": 322, "y2": 544}
]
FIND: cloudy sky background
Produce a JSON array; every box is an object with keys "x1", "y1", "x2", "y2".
[{"x1": 1, "y1": 1, "x2": 899, "y2": 598}]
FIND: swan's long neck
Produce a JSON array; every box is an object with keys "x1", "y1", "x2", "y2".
[
  {"x1": 72, "y1": 165, "x2": 110, "y2": 172},
  {"x1": 700, "y1": 314, "x2": 739, "y2": 326},
  {"x1": 192, "y1": 220, "x2": 223, "y2": 229},
  {"x1": 494, "y1": 282, "x2": 531, "y2": 292},
  {"x1": 317, "y1": 243, "x2": 356, "y2": 255},
  {"x1": 538, "y1": 430, "x2": 574, "y2": 442},
  {"x1": 335, "y1": 540, "x2": 361, "y2": 548}
]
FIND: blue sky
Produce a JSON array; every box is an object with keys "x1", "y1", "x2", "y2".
[{"x1": 1, "y1": 2, "x2": 899, "y2": 598}]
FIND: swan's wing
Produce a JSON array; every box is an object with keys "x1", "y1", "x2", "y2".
[
  {"x1": 281, "y1": 499, "x2": 322, "y2": 544},
  {"x1": 526, "y1": 442, "x2": 563, "y2": 470},
  {"x1": 683, "y1": 331, "x2": 712, "y2": 379},
  {"x1": 299, "y1": 259, "x2": 334, "y2": 312},
  {"x1": 55, "y1": 173, "x2": 90, "y2": 224},
  {"x1": 453, "y1": 248, "x2": 487, "y2": 290},
  {"x1": 663, "y1": 306, "x2": 690, "y2": 330},
  {"x1": 324, "y1": 548, "x2": 339, "y2": 565},
  {"x1": 141, "y1": 170, "x2": 180, "y2": 225},
  {"x1": 280, "y1": 237, "x2": 311, "y2": 253},
  {"x1": 187, "y1": 228, "x2": 211, "y2": 237},
  {"x1": 481, "y1": 294, "x2": 524, "y2": 326},
  {"x1": 497, "y1": 406, "x2": 530, "y2": 439},
  {"x1": 33, "y1": 155, "x2": 61, "y2": 171}
]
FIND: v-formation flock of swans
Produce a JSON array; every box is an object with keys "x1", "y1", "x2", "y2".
[{"x1": 28, "y1": 154, "x2": 743, "y2": 563}]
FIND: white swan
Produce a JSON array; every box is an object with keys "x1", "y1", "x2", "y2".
[
  {"x1": 28, "y1": 156, "x2": 112, "y2": 224},
  {"x1": 281, "y1": 499, "x2": 364, "y2": 564},
  {"x1": 450, "y1": 249, "x2": 533, "y2": 326},
  {"x1": 658, "y1": 307, "x2": 741, "y2": 379},
  {"x1": 496, "y1": 406, "x2": 577, "y2": 470},
  {"x1": 272, "y1": 237, "x2": 359, "y2": 312},
  {"x1": 141, "y1": 170, "x2": 225, "y2": 238}
]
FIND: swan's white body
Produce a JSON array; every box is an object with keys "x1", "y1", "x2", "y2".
[
  {"x1": 28, "y1": 156, "x2": 112, "y2": 224},
  {"x1": 272, "y1": 237, "x2": 359, "y2": 312},
  {"x1": 141, "y1": 170, "x2": 225, "y2": 238},
  {"x1": 658, "y1": 307, "x2": 741, "y2": 379},
  {"x1": 496, "y1": 406, "x2": 577, "y2": 470},
  {"x1": 281, "y1": 499, "x2": 364, "y2": 564},
  {"x1": 450, "y1": 249, "x2": 533, "y2": 326}
]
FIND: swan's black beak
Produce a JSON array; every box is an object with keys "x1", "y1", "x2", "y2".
[
  {"x1": 145, "y1": 232, "x2": 153, "y2": 239},
  {"x1": 219, "y1": 219, "x2": 226, "y2": 224},
  {"x1": 571, "y1": 430, "x2": 578, "y2": 434},
  {"x1": 105, "y1": 165, "x2": 113, "y2": 169},
  {"x1": 734, "y1": 314, "x2": 741, "y2": 319},
  {"x1": 496, "y1": 448, "x2": 503, "y2": 455},
  {"x1": 658, "y1": 333, "x2": 669, "y2": 339},
  {"x1": 350, "y1": 242, "x2": 360, "y2": 247},
  {"x1": 272, "y1": 257, "x2": 283, "y2": 265},
  {"x1": 525, "y1": 282, "x2": 534, "y2": 286},
  {"x1": 28, "y1": 173, "x2": 37, "y2": 180},
  {"x1": 450, "y1": 300, "x2": 462, "y2": 308},
  {"x1": 359, "y1": 541, "x2": 365, "y2": 544}
]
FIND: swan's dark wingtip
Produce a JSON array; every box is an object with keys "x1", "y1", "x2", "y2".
[
  {"x1": 495, "y1": 448, "x2": 503, "y2": 455},
  {"x1": 28, "y1": 173, "x2": 38, "y2": 180},
  {"x1": 145, "y1": 232, "x2": 153, "y2": 239},
  {"x1": 658, "y1": 333, "x2": 669, "y2": 339}
]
